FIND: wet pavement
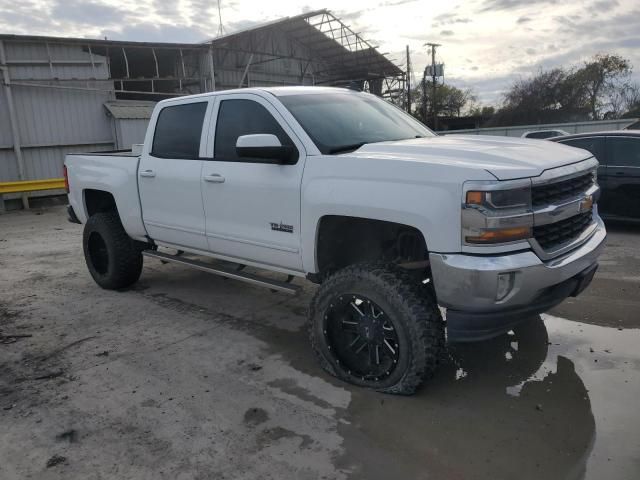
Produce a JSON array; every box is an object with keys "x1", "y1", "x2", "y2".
[
  {"x1": 344, "y1": 314, "x2": 640, "y2": 480},
  {"x1": 1, "y1": 206, "x2": 639, "y2": 479}
]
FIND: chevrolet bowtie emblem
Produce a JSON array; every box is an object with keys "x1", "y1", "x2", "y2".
[{"x1": 580, "y1": 195, "x2": 594, "y2": 212}]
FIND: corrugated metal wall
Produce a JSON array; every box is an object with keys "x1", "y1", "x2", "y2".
[
  {"x1": 114, "y1": 118, "x2": 150, "y2": 149},
  {"x1": 0, "y1": 40, "x2": 116, "y2": 197},
  {"x1": 208, "y1": 29, "x2": 317, "y2": 90}
]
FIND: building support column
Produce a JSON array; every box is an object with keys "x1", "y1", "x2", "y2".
[
  {"x1": 0, "y1": 39, "x2": 29, "y2": 210},
  {"x1": 238, "y1": 53, "x2": 254, "y2": 88},
  {"x1": 208, "y1": 46, "x2": 216, "y2": 91}
]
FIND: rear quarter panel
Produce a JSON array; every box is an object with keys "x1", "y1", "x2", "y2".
[{"x1": 65, "y1": 153, "x2": 147, "y2": 241}]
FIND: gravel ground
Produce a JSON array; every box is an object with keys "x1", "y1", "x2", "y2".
[{"x1": 1, "y1": 206, "x2": 639, "y2": 480}]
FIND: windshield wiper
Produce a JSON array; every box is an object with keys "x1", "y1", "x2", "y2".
[{"x1": 328, "y1": 142, "x2": 367, "y2": 154}]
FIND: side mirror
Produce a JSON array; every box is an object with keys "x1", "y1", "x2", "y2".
[{"x1": 235, "y1": 134, "x2": 295, "y2": 164}]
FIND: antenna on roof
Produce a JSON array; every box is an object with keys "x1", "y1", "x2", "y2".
[{"x1": 216, "y1": 0, "x2": 226, "y2": 37}]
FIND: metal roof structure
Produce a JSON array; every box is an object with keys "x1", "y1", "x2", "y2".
[
  {"x1": 0, "y1": 9, "x2": 403, "y2": 98},
  {"x1": 207, "y1": 10, "x2": 402, "y2": 88},
  {"x1": 103, "y1": 100, "x2": 156, "y2": 119},
  {"x1": 0, "y1": 11, "x2": 406, "y2": 208}
]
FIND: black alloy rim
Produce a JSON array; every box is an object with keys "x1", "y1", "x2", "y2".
[
  {"x1": 88, "y1": 232, "x2": 109, "y2": 274},
  {"x1": 324, "y1": 294, "x2": 400, "y2": 380}
]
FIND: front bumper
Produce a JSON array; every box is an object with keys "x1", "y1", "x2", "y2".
[{"x1": 430, "y1": 216, "x2": 606, "y2": 342}]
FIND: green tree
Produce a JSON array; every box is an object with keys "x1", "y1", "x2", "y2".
[
  {"x1": 469, "y1": 106, "x2": 496, "y2": 117},
  {"x1": 488, "y1": 68, "x2": 589, "y2": 126},
  {"x1": 410, "y1": 81, "x2": 475, "y2": 123},
  {"x1": 572, "y1": 54, "x2": 631, "y2": 120},
  {"x1": 489, "y1": 54, "x2": 633, "y2": 126}
]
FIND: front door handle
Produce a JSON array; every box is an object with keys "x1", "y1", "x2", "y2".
[
  {"x1": 140, "y1": 169, "x2": 156, "y2": 178},
  {"x1": 203, "y1": 174, "x2": 225, "y2": 183}
]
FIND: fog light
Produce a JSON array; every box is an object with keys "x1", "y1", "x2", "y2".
[{"x1": 496, "y1": 272, "x2": 515, "y2": 301}]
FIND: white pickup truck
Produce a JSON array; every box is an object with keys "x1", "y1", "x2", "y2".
[{"x1": 65, "y1": 86, "x2": 605, "y2": 394}]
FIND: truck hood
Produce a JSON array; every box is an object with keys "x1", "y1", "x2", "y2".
[{"x1": 353, "y1": 135, "x2": 592, "y2": 180}]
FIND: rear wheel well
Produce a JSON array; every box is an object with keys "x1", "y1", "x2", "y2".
[
  {"x1": 315, "y1": 216, "x2": 429, "y2": 280},
  {"x1": 84, "y1": 189, "x2": 117, "y2": 218}
]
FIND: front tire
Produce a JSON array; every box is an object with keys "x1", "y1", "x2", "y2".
[
  {"x1": 309, "y1": 263, "x2": 444, "y2": 395},
  {"x1": 82, "y1": 212, "x2": 143, "y2": 289}
]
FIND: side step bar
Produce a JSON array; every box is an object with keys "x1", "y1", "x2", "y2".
[{"x1": 142, "y1": 250, "x2": 301, "y2": 295}]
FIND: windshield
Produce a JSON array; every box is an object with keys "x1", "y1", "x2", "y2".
[{"x1": 278, "y1": 92, "x2": 434, "y2": 154}]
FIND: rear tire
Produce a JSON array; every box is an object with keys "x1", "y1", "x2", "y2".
[
  {"x1": 309, "y1": 263, "x2": 444, "y2": 395},
  {"x1": 82, "y1": 212, "x2": 143, "y2": 289}
]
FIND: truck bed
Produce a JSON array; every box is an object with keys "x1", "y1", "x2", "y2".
[
  {"x1": 66, "y1": 149, "x2": 140, "y2": 157},
  {"x1": 64, "y1": 152, "x2": 147, "y2": 241}
]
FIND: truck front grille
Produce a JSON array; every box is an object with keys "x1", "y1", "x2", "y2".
[
  {"x1": 533, "y1": 211, "x2": 593, "y2": 251},
  {"x1": 532, "y1": 172, "x2": 594, "y2": 207}
]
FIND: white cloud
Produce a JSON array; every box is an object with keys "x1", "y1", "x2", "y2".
[{"x1": 0, "y1": 0, "x2": 638, "y2": 105}]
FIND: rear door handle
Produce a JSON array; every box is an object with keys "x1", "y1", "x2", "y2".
[
  {"x1": 203, "y1": 174, "x2": 225, "y2": 183},
  {"x1": 140, "y1": 169, "x2": 156, "y2": 178}
]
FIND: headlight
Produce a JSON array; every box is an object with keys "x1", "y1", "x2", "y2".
[
  {"x1": 466, "y1": 187, "x2": 530, "y2": 210},
  {"x1": 462, "y1": 182, "x2": 533, "y2": 245}
]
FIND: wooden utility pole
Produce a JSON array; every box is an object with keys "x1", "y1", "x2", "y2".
[
  {"x1": 425, "y1": 42, "x2": 440, "y2": 130},
  {"x1": 406, "y1": 45, "x2": 411, "y2": 114},
  {"x1": 421, "y1": 70, "x2": 427, "y2": 123}
]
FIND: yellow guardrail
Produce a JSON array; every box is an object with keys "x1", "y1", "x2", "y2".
[{"x1": 0, "y1": 178, "x2": 65, "y2": 195}]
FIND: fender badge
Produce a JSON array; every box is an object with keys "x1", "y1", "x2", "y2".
[{"x1": 270, "y1": 222, "x2": 293, "y2": 233}]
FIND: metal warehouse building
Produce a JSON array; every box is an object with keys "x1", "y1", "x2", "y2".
[{"x1": 0, "y1": 10, "x2": 404, "y2": 210}]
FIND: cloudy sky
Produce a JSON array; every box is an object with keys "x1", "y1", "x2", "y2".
[{"x1": 1, "y1": 0, "x2": 638, "y2": 104}]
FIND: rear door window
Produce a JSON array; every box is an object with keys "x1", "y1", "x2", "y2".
[
  {"x1": 151, "y1": 102, "x2": 208, "y2": 159},
  {"x1": 559, "y1": 137, "x2": 606, "y2": 163},
  {"x1": 607, "y1": 137, "x2": 640, "y2": 167}
]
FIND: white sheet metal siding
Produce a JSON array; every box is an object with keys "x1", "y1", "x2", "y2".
[
  {"x1": 440, "y1": 118, "x2": 639, "y2": 137},
  {"x1": 114, "y1": 119, "x2": 150, "y2": 149},
  {"x1": 0, "y1": 40, "x2": 115, "y2": 185},
  {"x1": 10, "y1": 84, "x2": 113, "y2": 153},
  {"x1": 103, "y1": 101, "x2": 155, "y2": 149},
  {"x1": 0, "y1": 142, "x2": 114, "y2": 200},
  {"x1": 207, "y1": 29, "x2": 317, "y2": 90}
]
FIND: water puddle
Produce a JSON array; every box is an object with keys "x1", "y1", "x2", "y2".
[{"x1": 342, "y1": 314, "x2": 640, "y2": 480}]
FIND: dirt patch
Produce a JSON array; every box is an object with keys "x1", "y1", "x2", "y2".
[
  {"x1": 45, "y1": 454, "x2": 68, "y2": 468},
  {"x1": 243, "y1": 407, "x2": 269, "y2": 426},
  {"x1": 256, "y1": 426, "x2": 314, "y2": 451}
]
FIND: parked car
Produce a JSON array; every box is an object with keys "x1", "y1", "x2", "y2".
[
  {"x1": 521, "y1": 129, "x2": 569, "y2": 139},
  {"x1": 64, "y1": 87, "x2": 605, "y2": 395},
  {"x1": 550, "y1": 131, "x2": 640, "y2": 221}
]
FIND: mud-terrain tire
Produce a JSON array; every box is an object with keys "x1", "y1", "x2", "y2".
[
  {"x1": 309, "y1": 263, "x2": 445, "y2": 395},
  {"x1": 82, "y1": 212, "x2": 143, "y2": 290}
]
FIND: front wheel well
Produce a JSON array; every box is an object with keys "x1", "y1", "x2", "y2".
[{"x1": 315, "y1": 215, "x2": 429, "y2": 280}]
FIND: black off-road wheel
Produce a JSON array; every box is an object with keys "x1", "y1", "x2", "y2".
[
  {"x1": 82, "y1": 212, "x2": 143, "y2": 290},
  {"x1": 309, "y1": 263, "x2": 445, "y2": 395}
]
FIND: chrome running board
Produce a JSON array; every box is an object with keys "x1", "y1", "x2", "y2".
[{"x1": 142, "y1": 250, "x2": 301, "y2": 295}]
